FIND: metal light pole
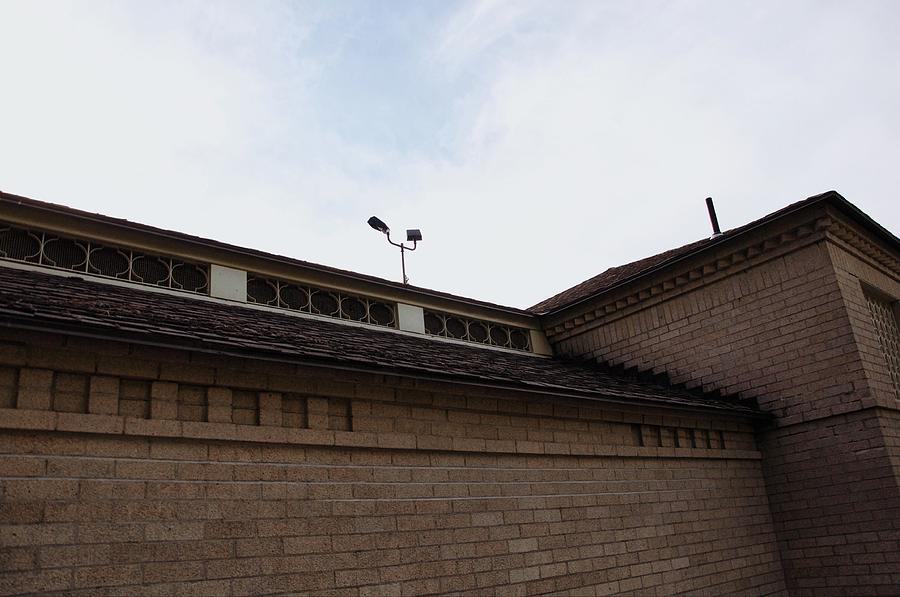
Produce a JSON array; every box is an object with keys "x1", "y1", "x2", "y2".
[{"x1": 367, "y1": 216, "x2": 422, "y2": 285}]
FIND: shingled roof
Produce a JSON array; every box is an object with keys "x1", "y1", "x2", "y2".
[
  {"x1": 529, "y1": 237, "x2": 712, "y2": 314},
  {"x1": 530, "y1": 191, "x2": 899, "y2": 314},
  {"x1": 0, "y1": 266, "x2": 761, "y2": 416}
]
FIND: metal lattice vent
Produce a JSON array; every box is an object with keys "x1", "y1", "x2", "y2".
[
  {"x1": 0, "y1": 222, "x2": 209, "y2": 294},
  {"x1": 246, "y1": 275, "x2": 396, "y2": 328},
  {"x1": 423, "y1": 309, "x2": 531, "y2": 352},
  {"x1": 865, "y1": 289, "x2": 900, "y2": 394}
]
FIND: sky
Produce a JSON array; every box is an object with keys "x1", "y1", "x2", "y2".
[{"x1": 1, "y1": 0, "x2": 898, "y2": 309}]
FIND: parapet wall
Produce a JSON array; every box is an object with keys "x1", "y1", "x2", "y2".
[{"x1": 0, "y1": 329, "x2": 785, "y2": 596}]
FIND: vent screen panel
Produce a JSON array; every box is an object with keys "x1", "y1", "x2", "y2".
[
  {"x1": 172, "y1": 263, "x2": 209, "y2": 291},
  {"x1": 0, "y1": 222, "x2": 209, "y2": 294},
  {"x1": 247, "y1": 274, "x2": 396, "y2": 328},
  {"x1": 88, "y1": 247, "x2": 129, "y2": 278},
  {"x1": 0, "y1": 223, "x2": 532, "y2": 346},
  {"x1": 0, "y1": 227, "x2": 41, "y2": 262},
  {"x1": 865, "y1": 289, "x2": 900, "y2": 394},
  {"x1": 423, "y1": 309, "x2": 532, "y2": 352}
]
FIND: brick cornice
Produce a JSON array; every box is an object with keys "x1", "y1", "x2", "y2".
[
  {"x1": 824, "y1": 212, "x2": 900, "y2": 279},
  {"x1": 544, "y1": 216, "x2": 830, "y2": 342}
]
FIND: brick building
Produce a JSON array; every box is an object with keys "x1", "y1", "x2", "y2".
[{"x1": 0, "y1": 189, "x2": 897, "y2": 596}]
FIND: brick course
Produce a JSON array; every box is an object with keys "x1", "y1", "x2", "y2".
[{"x1": 0, "y1": 330, "x2": 785, "y2": 596}]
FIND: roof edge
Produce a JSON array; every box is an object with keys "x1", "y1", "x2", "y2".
[
  {"x1": 0, "y1": 189, "x2": 535, "y2": 318},
  {"x1": 0, "y1": 315, "x2": 766, "y2": 419},
  {"x1": 534, "y1": 191, "x2": 898, "y2": 316}
]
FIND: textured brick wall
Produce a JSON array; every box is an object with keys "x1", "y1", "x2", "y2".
[
  {"x1": 828, "y1": 240, "x2": 900, "y2": 411},
  {"x1": 881, "y1": 409, "x2": 900, "y2": 492},
  {"x1": 758, "y1": 408, "x2": 900, "y2": 596},
  {"x1": 0, "y1": 329, "x2": 786, "y2": 596},
  {"x1": 553, "y1": 242, "x2": 867, "y2": 422},
  {"x1": 549, "y1": 231, "x2": 900, "y2": 596}
]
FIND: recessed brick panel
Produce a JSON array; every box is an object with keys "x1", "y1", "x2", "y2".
[
  {"x1": 0, "y1": 365, "x2": 17, "y2": 409},
  {"x1": 282, "y1": 393, "x2": 308, "y2": 429},
  {"x1": 231, "y1": 390, "x2": 259, "y2": 426},
  {"x1": 118, "y1": 379, "x2": 151, "y2": 419},
  {"x1": 172, "y1": 384, "x2": 205, "y2": 422}
]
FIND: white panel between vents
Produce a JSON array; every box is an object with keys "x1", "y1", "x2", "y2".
[
  {"x1": 397, "y1": 303, "x2": 425, "y2": 334},
  {"x1": 210, "y1": 264, "x2": 247, "y2": 302},
  {"x1": 530, "y1": 330, "x2": 553, "y2": 356}
]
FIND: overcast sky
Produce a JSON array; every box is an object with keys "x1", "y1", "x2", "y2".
[{"x1": 1, "y1": 1, "x2": 898, "y2": 308}]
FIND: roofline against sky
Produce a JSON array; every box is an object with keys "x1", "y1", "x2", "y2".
[
  {"x1": 537, "y1": 190, "x2": 900, "y2": 317},
  {"x1": 4, "y1": 189, "x2": 895, "y2": 323},
  {"x1": 0, "y1": 189, "x2": 536, "y2": 319}
]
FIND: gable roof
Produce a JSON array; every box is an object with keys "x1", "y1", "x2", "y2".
[
  {"x1": 530, "y1": 191, "x2": 899, "y2": 314},
  {"x1": 0, "y1": 265, "x2": 761, "y2": 416}
]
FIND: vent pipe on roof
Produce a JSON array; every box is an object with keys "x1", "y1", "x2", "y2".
[{"x1": 705, "y1": 197, "x2": 722, "y2": 238}]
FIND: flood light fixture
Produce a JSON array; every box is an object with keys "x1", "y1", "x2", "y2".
[
  {"x1": 367, "y1": 216, "x2": 422, "y2": 285},
  {"x1": 367, "y1": 216, "x2": 390, "y2": 235}
]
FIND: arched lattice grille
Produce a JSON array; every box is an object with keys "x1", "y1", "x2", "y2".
[
  {"x1": 0, "y1": 223, "x2": 209, "y2": 294},
  {"x1": 247, "y1": 275, "x2": 396, "y2": 328},
  {"x1": 423, "y1": 309, "x2": 532, "y2": 352}
]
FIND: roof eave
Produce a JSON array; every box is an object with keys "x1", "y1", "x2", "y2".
[{"x1": 0, "y1": 313, "x2": 767, "y2": 420}]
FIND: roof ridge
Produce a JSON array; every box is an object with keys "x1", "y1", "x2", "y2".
[{"x1": 528, "y1": 190, "x2": 883, "y2": 314}]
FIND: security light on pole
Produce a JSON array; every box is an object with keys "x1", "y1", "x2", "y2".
[{"x1": 367, "y1": 216, "x2": 422, "y2": 285}]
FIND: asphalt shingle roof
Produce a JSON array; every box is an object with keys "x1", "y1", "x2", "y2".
[
  {"x1": 530, "y1": 237, "x2": 712, "y2": 314},
  {"x1": 0, "y1": 266, "x2": 760, "y2": 416}
]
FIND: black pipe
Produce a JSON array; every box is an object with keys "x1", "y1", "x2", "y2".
[{"x1": 705, "y1": 197, "x2": 721, "y2": 235}]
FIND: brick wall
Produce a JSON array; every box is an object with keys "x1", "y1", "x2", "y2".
[
  {"x1": 880, "y1": 409, "x2": 900, "y2": 494},
  {"x1": 552, "y1": 241, "x2": 868, "y2": 422},
  {"x1": 547, "y1": 222, "x2": 900, "y2": 595},
  {"x1": 828, "y1": 237, "x2": 900, "y2": 411},
  {"x1": 0, "y1": 329, "x2": 785, "y2": 596},
  {"x1": 757, "y1": 408, "x2": 900, "y2": 596}
]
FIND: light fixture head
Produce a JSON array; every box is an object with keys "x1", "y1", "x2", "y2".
[
  {"x1": 367, "y1": 216, "x2": 390, "y2": 234},
  {"x1": 406, "y1": 229, "x2": 422, "y2": 242}
]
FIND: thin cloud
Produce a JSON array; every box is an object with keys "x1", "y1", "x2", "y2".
[{"x1": 1, "y1": 1, "x2": 897, "y2": 308}]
